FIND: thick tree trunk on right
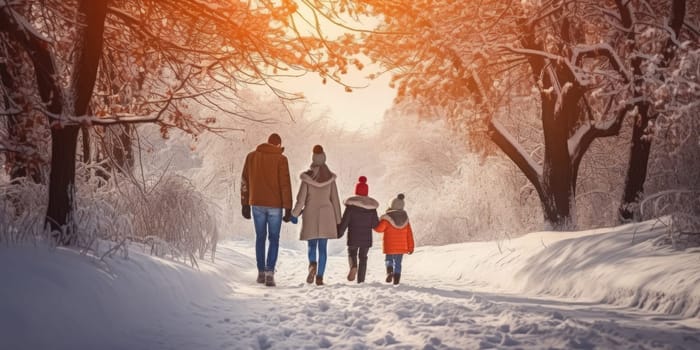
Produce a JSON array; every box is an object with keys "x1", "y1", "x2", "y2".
[
  {"x1": 541, "y1": 154, "x2": 575, "y2": 230},
  {"x1": 540, "y1": 85, "x2": 578, "y2": 230},
  {"x1": 618, "y1": 103, "x2": 652, "y2": 221},
  {"x1": 617, "y1": 0, "x2": 685, "y2": 221}
]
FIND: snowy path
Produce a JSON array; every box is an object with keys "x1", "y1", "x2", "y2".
[
  {"x1": 162, "y1": 241, "x2": 700, "y2": 350},
  {"x1": 4, "y1": 232, "x2": 700, "y2": 350}
]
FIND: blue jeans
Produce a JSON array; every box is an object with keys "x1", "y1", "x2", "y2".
[
  {"x1": 385, "y1": 254, "x2": 404, "y2": 274},
  {"x1": 252, "y1": 206, "x2": 282, "y2": 272},
  {"x1": 307, "y1": 239, "x2": 328, "y2": 277}
]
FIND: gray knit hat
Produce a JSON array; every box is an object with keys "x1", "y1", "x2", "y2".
[
  {"x1": 312, "y1": 145, "x2": 326, "y2": 165},
  {"x1": 390, "y1": 193, "x2": 405, "y2": 210}
]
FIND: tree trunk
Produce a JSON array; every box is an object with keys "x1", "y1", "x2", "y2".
[
  {"x1": 540, "y1": 166, "x2": 575, "y2": 230},
  {"x1": 46, "y1": 125, "x2": 80, "y2": 244},
  {"x1": 44, "y1": 0, "x2": 108, "y2": 243},
  {"x1": 111, "y1": 124, "x2": 134, "y2": 174},
  {"x1": 618, "y1": 103, "x2": 652, "y2": 221},
  {"x1": 618, "y1": 0, "x2": 685, "y2": 221},
  {"x1": 540, "y1": 96, "x2": 576, "y2": 230},
  {"x1": 81, "y1": 126, "x2": 91, "y2": 163}
]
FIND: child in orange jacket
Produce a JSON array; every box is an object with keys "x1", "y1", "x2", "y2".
[{"x1": 374, "y1": 193, "x2": 414, "y2": 285}]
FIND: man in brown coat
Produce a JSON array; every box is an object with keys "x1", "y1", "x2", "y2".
[{"x1": 241, "y1": 133, "x2": 293, "y2": 287}]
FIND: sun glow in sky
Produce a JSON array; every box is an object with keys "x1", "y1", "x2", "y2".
[
  {"x1": 285, "y1": 70, "x2": 395, "y2": 132},
  {"x1": 283, "y1": 3, "x2": 395, "y2": 132}
]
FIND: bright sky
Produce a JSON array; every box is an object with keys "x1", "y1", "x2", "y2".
[
  {"x1": 282, "y1": 3, "x2": 396, "y2": 132},
  {"x1": 287, "y1": 71, "x2": 395, "y2": 132}
]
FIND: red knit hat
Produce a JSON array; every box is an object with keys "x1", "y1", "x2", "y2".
[{"x1": 355, "y1": 176, "x2": 368, "y2": 196}]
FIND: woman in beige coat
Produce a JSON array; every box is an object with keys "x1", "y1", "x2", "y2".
[{"x1": 291, "y1": 145, "x2": 341, "y2": 286}]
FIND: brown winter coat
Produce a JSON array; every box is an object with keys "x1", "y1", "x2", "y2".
[
  {"x1": 240, "y1": 143, "x2": 293, "y2": 209},
  {"x1": 374, "y1": 210, "x2": 415, "y2": 254},
  {"x1": 292, "y1": 172, "x2": 342, "y2": 240}
]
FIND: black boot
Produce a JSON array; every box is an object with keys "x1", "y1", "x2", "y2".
[
  {"x1": 307, "y1": 262, "x2": 317, "y2": 284},
  {"x1": 357, "y1": 258, "x2": 367, "y2": 283},
  {"x1": 393, "y1": 273, "x2": 401, "y2": 285},
  {"x1": 386, "y1": 266, "x2": 393, "y2": 283},
  {"x1": 256, "y1": 271, "x2": 265, "y2": 284}
]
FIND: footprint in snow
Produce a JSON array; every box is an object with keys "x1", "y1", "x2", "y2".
[{"x1": 373, "y1": 332, "x2": 398, "y2": 346}]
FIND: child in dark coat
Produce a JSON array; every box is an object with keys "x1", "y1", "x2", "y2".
[{"x1": 337, "y1": 176, "x2": 379, "y2": 283}]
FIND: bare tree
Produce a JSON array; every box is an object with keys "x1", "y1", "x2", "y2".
[
  {"x1": 342, "y1": 0, "x2": 698, "y2": 230},
  {"x1": 0, "y1": 0, "x2": 359, "y2": 244}
]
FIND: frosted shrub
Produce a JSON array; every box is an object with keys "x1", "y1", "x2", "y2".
[
  {"x1": 0, "y1": 177, "x2": 49, "y2": 245},
  {"x1": 642, "y1": 190, "x2": 700, "y2": 249},
  {"x1": 1, "y1": 163, "x2": 217, "y2": 265},
  {"x1": 114, "y1": 174, "x2": 218, "y2": 265},
  {"x1": 71, "y1": 163, "x2": 133, "y2": 257}
]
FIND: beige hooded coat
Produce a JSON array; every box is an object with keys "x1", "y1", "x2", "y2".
[{"x1": 292, "y1": 172, "x2": 341, "y2": 240}]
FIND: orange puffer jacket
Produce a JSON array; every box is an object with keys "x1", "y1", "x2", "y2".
[{"x1": 374, "y1": 213, "x2": 414, "y2": 254}]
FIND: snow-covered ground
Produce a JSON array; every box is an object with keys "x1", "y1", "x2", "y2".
[{"x1": 2, "y1": 219, "x2": 699, "y2": 349}]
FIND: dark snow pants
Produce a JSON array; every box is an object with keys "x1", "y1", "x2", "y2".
[{"x1": 348, "y1": 246, "x2": 369, "y2": 282}]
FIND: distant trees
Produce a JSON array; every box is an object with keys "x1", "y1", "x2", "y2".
[
  {"x1": 0, "y1": 0, "x2": 358, "y2": 244},
  {"x1": 344, "y1": 0, "x2": 698, "y2": 229}
]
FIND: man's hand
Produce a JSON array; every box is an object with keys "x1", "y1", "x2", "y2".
[
  {"x1": 242, "y1": 205, "x2": 251, "y2": 220},
  {"x1": 283, "y1": 208, "x2": 292, "y2": 223}
]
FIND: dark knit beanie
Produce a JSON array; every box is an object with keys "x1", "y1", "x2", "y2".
[
  {"x1": 268, "y1": 133, "x2": 282, "y2": 145},
  {"x1": 390, "y1": 193, "x2": 405, "y2": 210},
  {"x1": 355, "y1": 176, "x2": 368, "y2": 196}
]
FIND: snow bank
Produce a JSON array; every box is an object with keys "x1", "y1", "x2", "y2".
[
  {"x1": 0, "y1": 243, "x2": 244, "y2": 350},
  {"x1": 409, "y1": 218, "x2": 700, "y2": 318},
  {"x1": 1, "y1": 219, "x2": 698, "y2": 350}
]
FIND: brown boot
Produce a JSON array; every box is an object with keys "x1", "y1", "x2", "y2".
[
  {"x1": 306, "y1": 262, "x2": 317, "y2": 284},
  {"x1": 315, "y1": 276, "x2": 324, "y2": 286},
  {"x1": 385, "y1": 266, "x2": 394, "y2": 283},
  {"x1": 265, "y1": 271, "x2": 276, "y2": 287},
  {"x1": 256, "y1": 271, "x2": 265, "y2": 284},
  {"x1": 347, "y1": 266, "x2": 357, "y2": 281},
  {"x1": 393, "y1": 273, "x2": 401, "y2": 286}
]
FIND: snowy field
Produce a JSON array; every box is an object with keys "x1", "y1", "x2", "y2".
[{"x1": 2, "y1": 219, "x2": 699, "y2": 349}]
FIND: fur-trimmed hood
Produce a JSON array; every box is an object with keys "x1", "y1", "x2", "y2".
[
  {"x1": 300, "y1": 172, "x2": 337, "y2": 187},
  {"x1": 381, "y1": 209, "x2": 409, "y2": 228},
  {"x1": 344, "y1": 196, "x2": 379, "y2": 210}
]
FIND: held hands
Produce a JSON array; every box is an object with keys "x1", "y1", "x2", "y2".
[
  {"x1": 282, "y1": 208, "x2": 292, "y2": 223},
  {"x1": 242, "y1": 205, "x2": 251, "y2": 220},
  {"x1": 337, "y1": 224, "x2": 344, "y2": 239}
]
